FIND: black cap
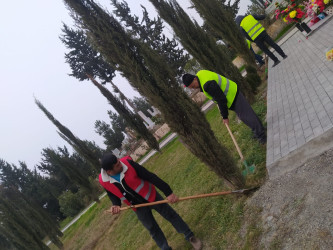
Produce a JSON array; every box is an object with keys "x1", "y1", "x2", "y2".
[
  {"x1": 182, "y1": 74, "x2": 195, "y2": 87},
  {"x1": 101, "y1": 153, "x2": 117, "y2": 171}
]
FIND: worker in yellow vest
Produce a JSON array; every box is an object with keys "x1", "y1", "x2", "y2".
[
  {"x1": 246, "y1": 39, "x2": 265, "y2": 67},
  {"x1": 182, "y1": 70, "x2": 266, "y2": 144},
  {"x1": 236, "y1": 14, "x2": 287, "y2": 68}
]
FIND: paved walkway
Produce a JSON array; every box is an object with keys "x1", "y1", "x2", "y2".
[{"x1": 266, "y1": 17, "x2": 333, "y2": 178}]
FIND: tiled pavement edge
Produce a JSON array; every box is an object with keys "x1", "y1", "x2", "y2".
[{"x1": 266, "y1": 17, "x2": 333, "y2": 179}]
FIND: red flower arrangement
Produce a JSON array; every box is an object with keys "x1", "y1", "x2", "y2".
[{"x1": 275, "y1": 0, "x2": 306, "y2": 23}]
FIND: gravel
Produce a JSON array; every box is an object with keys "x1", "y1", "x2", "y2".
[{"x1": 245, "y1": 148, "x2": 333, "y2": 249}]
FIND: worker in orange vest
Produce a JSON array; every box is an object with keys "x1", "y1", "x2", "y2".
[{"x1": 99, "y1": 153, "x2": 202, "y2": 250}]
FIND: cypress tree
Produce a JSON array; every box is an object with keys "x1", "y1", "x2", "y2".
[
  {"x1": 63, "y1": 0, "x2": 244, "y2": 188},
  {"x1": 35, "y1": 97, "x2": 104, "y2": 203},
  {"x1": 35, "y1": 98, "x2": 101, "y2": 170},
  {"x1": 190, "y1": 0, "x2": 256, "y2": 66},
  {"x1": 132, "y1": 97, "x2": 154, "y2": 118},
  {"x1": 95, "y1": 120, "x2": 125, "y2": 150},
  {"x1": 87, "y1": 75, "x2": 160, "y2": 151},
  {"x1": 108, "y1": 111, "x2": 127, "y2": 131},
  {"x1": 60, "y1": 24, "x2": 116, "y2": 83},
  {"x1": 111, "y1": 0, "x2": 189, "y2": 78},
  {"x1": 61, "y1": 23, "x2": 135, "y2": 109},
  {"x1": 0, "y1": 159, "x2": 63, "y2": 219},
  {"x1": 0, "y1": 186, "x2": 63, "y2": 249},
  {"x1": 41, "y1": 147, "x2": 100, "y2": 202},
  {"x1": 35, "y1": 99, "x2": 102, "y2": 202},
  {"x1": 60, "y1": 25, "x2": 160, "y2": 151}
]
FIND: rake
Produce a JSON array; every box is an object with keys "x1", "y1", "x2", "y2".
[
  {"x1": 105, "y1": 187, "x2": 259, "y2": 213},
  {"x1": 225, "y1": 123, "x2": 255, "y2": 176}
]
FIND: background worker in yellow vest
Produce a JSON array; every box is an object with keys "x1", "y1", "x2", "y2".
[
  {"x1": 246, "y1": 39, "x2": 265, "y2": 67},
  {"x1": 236, "y1": 14, "x2": 287, "y2": 68},
  {"x1": 100, "y1": 153, "x2": 202, "y2": 250},
  {"x1": 182, "y1": 70, "x2": 266, "y2": 144}
]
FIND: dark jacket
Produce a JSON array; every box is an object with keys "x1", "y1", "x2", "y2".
[
  {"x1": 105, "y1": 160, "x2": 172, "y2": 206},
  {"x1": 198, "y1": 78, "x2": 238, "y2": 119},
  {"x1": 235, "y1": 14, "x2": 266, "y2": 42}
]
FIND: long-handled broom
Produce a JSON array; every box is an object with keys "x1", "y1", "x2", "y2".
[
  {"x1": 225, "y1": 123, "x2": 255, "y2": 176},
  {"x1": 105, "y1": 187, "x2": 259, "y2": 213}
]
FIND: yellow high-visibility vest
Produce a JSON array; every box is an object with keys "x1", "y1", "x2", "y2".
[
  {"x1": 246, "y1": 39, "x2": 251, "y2": 49},
  {"x1": 196, "y1": 70, "x2": 237, "y2": 108},
  {"x1": 240, "y1": 15, "x2": 265, "y2": 40}
]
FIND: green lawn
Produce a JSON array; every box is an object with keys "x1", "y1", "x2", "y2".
[{"x1": 50, "y1": 83, "x2": 267, "y2": 250}]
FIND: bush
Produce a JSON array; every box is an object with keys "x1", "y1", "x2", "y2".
[
  {"x1": 150, "y1": 114, "x2": 163, "y2": 125},
  {"x1": 59, "y1": 190, "x2": 85, "y2": 217},
  {"x1": 245, "y1": 65, "x2": 262, "y2": 92}
]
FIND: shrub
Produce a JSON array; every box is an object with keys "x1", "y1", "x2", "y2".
[
  {"x1": 245, "y1": 65, "x2": 262, "y2": 92},
  {"x1": 59, "y1": 190, "x2": 85, "y2": 217}
]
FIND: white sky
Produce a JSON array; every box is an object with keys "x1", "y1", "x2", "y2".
[{"x1": 0, "y1": 0, "x2": 250, "y2": 169}]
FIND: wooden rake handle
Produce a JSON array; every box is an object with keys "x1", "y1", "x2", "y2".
[
  {"x1": 225, "y1": 123, "x2": 244, "y2": 161},
  {"x1": 105, "y1": 188, "x2": 257, "y2": 213}
]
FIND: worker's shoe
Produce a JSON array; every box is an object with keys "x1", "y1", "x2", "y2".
[
  {"x1": 283, "y1": 54, "x2": 288, "y2": 59},
  {"x1": 272, "y1": 60, "x2": 280, "y2": 68},
  {"x1": 252, "y1": 133, "x2": 266, "y2": 145},
  {"x1": 189, "y1": 236, "x2": 202, "y2": 250},
  {"x1": 258, "y1": 136, "x2": 267, "y2": 145}
]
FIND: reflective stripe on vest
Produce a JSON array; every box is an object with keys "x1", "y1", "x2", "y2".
[
  {"x1": 133, "y1": 179, "x2": 152, "y2": 200},
  {"x1": 99, "y1": 156, "x2": 157, "y2": 210},
  {"x1": 145, "y1": 183, "x2": 152, "y2": 200},
  {"x1": 240, "y1": 15, "x2": 265, "y2": 40},
  {"x1": 120, "y1": 157, "x2": 156, "y2": 202},
  {"x1": 217, "y1": 74, "x2": 230, "y2": 96},
  {"x1": 135, "y1": 179, "x2": 144, "y2": 193},
  {"x1": 248, "y1": 22, "x2": 261, "y2": 38}
]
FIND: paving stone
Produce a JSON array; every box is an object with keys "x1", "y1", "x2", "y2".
[
  {"x1": 266, "y1": 18, "x2": 333, "y2": 170},
  {"x1": 323, "y1": 124, "x2": 333, "y2": 132},
  {"x1": 296, "y1": 136, "x2": 306, "y2": 147},
  {"x1": 301, "y1": 121, "x2": 311, "y2": 130},
  {"x1": 313, "y1": 126, "x2": 324, "y2": 136},
  {"x1": 310, "y1": 118, "x2": 321, "y2": 127},
  {"x1": 305, "y1": 135, "x2": 314, "y2": 142},
  {"x1": 320, "y1": 116, "x2": 332, "y2": 126}
]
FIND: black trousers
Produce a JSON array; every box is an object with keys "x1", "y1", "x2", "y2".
[
  {"x1": 230, "y1": 92, "x2": 266, "y2": 141},
  {"x1": 254, "y1": 31, "x2": 286, "y2": 62},
  {"x1": 135, "y1": 192, "x2": 193, "y2": 250}
]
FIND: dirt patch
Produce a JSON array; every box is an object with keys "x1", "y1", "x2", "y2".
[
  {"x1": 266, "y1": 19, "x2": 288, "y2": 39},
  {"x1": 243, "y1": 148, "x2": 333, "y2": 249}
]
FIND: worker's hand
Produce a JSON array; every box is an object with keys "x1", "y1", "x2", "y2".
[
  {"x1": 223, "y1": 118, "x2": 229, "y2": 125},
  {"x1": 166, "y1": 193, "x2": 179, "y2": 204},
  {"x1": 110, "y1": 205, "x2": 121, "y2": 214}
]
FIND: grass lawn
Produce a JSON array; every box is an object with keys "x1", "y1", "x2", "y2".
[{"x1": 50, "y1": 79, "x2": 267, "y2": 250}]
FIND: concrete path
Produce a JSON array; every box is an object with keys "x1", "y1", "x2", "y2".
[{"x1": 266, "y1": 17, "x2": 333, "y2": 179}]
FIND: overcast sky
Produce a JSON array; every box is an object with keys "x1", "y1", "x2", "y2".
[{"x1": 0, "y1": 0, "x2": 250, "y2": 170}]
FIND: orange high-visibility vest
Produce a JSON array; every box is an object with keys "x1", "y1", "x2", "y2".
[{"x1": 99, "y1": 156, "x2": 156, "y2": 211}]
